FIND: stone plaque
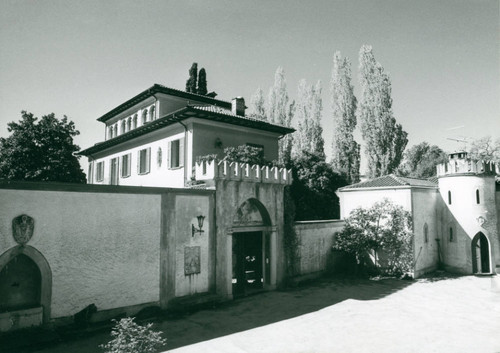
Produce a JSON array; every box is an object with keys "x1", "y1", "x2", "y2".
[
  {"x1": 12, "y1": 214, "x2": 34, "y2": 245},
  {"x1": 184, "y1": 246, "x2": 201, "y2": 275}
]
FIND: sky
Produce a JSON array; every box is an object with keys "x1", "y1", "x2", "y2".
[{"x1": 1, "y1": 0, "x2": 498, "y2": 175}]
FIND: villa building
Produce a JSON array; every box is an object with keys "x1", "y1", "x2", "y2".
[{"x1": 79, "y1": 84, "x2": 293, "y2": 188}]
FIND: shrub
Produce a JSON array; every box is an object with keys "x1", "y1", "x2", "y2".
[
  {"x1": 333, "y1": 199, "x2": 413, "y2": 276},
  {"x1": 100, "y1": 317, "x2": 166, "y2": 353}
]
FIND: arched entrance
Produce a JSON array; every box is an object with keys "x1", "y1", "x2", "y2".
[
  {"x1": 0, "y1": 246, "x2": 52, "y2": 324},
  {"x1": 471, "y1": 232, "x2": 491, "y2": 274},
  {"x1": 231, "y1": 198, "x2": 273, "y2": 298}
]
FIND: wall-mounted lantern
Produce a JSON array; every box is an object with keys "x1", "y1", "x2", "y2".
[{"x1": 192, "y1": 215, "x2": 205, "y2": 237}]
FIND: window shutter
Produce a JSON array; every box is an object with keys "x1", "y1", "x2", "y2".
[
  {"x1": 127, "y1": 153, "x2": 131, "y2": 176},
  {"x1": 137, "y1": 150, "x2": 141, "y2": 174},
  {"x1": 167, "y1": 141, "x2": 171, "y2": 169},
  {"x1": 179, "y1": 138, "x2": 185, "y2": 167},
  {"x1": 146, "y1": 147, "x2": 151, "y2": 173}
]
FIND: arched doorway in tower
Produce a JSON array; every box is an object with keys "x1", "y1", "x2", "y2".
[
  {"x1": 231, "y1": 198, "x2": 272, "y2": 298},
  {"x1": 471, "y1": 232, "x2": 490, "y2": 274}
]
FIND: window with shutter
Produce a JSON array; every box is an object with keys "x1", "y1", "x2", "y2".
[
  {"x1": 96, "y1": 161, "x2": 104, "y2": 182},
  {"x1": 168, "y1": 138, "x2": 184, "y2": 169},
  {"x1": 121, "y1": 154, "x2": 131, "y2": 177},
  {"x1": 138, "y1": 148, "x2": 150, "y2": 174}
]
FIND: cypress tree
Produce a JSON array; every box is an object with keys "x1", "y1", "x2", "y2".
[
  {"x1": 185, "y1": 63, "x2": 198, "y2": 93},
  {"x1": 197, "y1": 68, "x2": 207, "y2": 95}
]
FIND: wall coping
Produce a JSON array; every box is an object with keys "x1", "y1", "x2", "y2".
[
  {"x1": 0, "y1": 179, "x2": 215, "y2": 196},
  {"x1": 194, "y1": 160, "x2": 292, "y2": 185}
]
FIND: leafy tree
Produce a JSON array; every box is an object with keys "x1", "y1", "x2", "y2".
[
  {"x1": 100, "y1": 317, "x2": 166, "y2": 353},
  {"x1": 197, "y1": 68, "x2": 207, "y2": 95},
  {"x1": 330, "y1": 51, "x2": 360, "y2": 183},
  {"x1": 397, "y1": 142, "x2": 448, "y2": 178},
  {"x1": 293, "y1": 80, "x2": 325, "y2": 159},
  {"x1": 249, "y1": 87, "x2": 266, "y2": 120},
  {"x1": 185, "y1": 62, "x2": 198, "y2": 93},
  {"x1": 0, "y1": 111, "x2": 86, "y2": 183},
  {"x1": 267, "y1": 67, "x2": 294, "y2": 164},
  {"x1": 468, "y1": 136, "x2": 500, "y2": 164},
  {"x1": 358, "y1": 45, "x2": 408, "y2": 178},
  {"x1": 289, "y1": 151, "x2": 348, "y2": 221},
  {"x1": 333, "y1": 199, "x2": 413, "y2": 276}
]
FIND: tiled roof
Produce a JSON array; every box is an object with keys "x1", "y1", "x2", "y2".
[
  {"x1": 190, "y1": 105, "x2": 279, "y2": 124},
  {"x1": 79, "y1": 106, "x2": 294, "y2": 156},
  {"x1": 97, "y1": 84, "x2": 232, "y2": 122},
  {"x1": 338, "y1": 174, "x2": 438, "y2": 191}
]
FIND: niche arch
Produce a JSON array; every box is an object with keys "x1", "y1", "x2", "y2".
[{"x1": 0, "y1": 246, "x2": 52, "y2": 323}]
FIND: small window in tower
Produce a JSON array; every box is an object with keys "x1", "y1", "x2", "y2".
[
  {"x1": 424, "y1": 223, "x2": 428, "y2": 243},
  {"x1": 449, "y1": 227, "x2": 454, "y2": 242},
  {"x1": 448, "y1": 191, "x2": 452, "y2": 205},
  {"x1": 476, "y1": 189, "x2": 480, "y2": 204}
]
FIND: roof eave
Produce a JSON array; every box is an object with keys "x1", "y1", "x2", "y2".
[{"x1": 96, "y1": 84, "x2": 232, "y2": 123}]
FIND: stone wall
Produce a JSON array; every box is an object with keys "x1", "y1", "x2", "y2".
[
  {"x1": 293, "y1": 220, "x2": 345, "y2": 278},
  {"x1": 0, "y1": 181, "x2": 215, "y2": 330}
]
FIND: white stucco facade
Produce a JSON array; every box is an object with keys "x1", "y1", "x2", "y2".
[{"x1": 337, "y1": 156, "x2": 500, "y2": 278}]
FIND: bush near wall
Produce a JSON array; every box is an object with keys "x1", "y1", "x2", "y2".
[{"x1": 332, "y1": 199, "x2": 414, "y2": 277}]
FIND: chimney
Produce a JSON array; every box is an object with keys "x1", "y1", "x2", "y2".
[{"x1": 231, "y1": 97, "x2": 246, "y2": 116}]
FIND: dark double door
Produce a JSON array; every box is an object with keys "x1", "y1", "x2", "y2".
[
  {"x1": 232, "y1": 231, "x2": 264, "y2": 297},
  {"x1": 472, "y1": 232, "x2": 490, "y2": 274}
]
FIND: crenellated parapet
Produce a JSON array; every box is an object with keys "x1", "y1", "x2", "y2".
[
  {"x1": 194, "y1": 159, "x2": 292, "y2": 185},
  {"x1": 436, "y1": 159, "x2": 497, "y2": 177}
]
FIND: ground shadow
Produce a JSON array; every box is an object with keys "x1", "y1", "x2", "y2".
[{"x1": 3, "y1": 275, "x2": 413, "y2": 353}]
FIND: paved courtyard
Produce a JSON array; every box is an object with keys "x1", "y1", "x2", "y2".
[{"x1": 7, "y1": 273, "x2": 500, "y2": 353}]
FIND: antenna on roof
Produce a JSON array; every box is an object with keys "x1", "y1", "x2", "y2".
[{"x1": 446, "y1": 136, "x2": 469, "y2": 152}]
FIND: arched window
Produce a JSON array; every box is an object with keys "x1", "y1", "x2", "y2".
[
  {"x1": 448, "y1": 191, "x2": 452, "y2": 205},
  {"x1": 142, "y1": 110, "x2": 147, "y2": 125},
  {"x1": 424, "y1": 223, "x2": 428, "y2": 243},
  {"x1": 449, "y1": 227, "x2": 454, "y2": 242},
  {"x1": 120, "y1": 120, "x2": 126, "y2": 135},
  {"x1": 149, "y1": 106, "x2": 156, "y2": 121},
  {"x1": 127, "y1": 117, "x2": 132, "y2": 132},
  {"x1": 108, "y1": 126, "x2": 113, "y2": 139},
  {"x1": 476, "y1": 189, "x2": 480, "y2": 204},
  {"x1": 133, "y1": 114, "x2": 138, "y2": 129}
]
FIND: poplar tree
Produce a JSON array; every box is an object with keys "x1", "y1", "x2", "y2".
[
  {"x1": 331, "y1": 51, "x2": 360, "y2": 183},
  {"x1": 250, "y1": 87, "x2": 266, "y2": 120},
  {"x1": 309, "y1": 80, "x2": 324, "y2": 158},
  {"x1": 197, "y1": 68, "x2": 207, "y2": 95},
  {"x1": 293, "y1": 80, "x2": 324, "y2": 159},
  {"x1": 358, "y1": 45, "x2": 408, "y2": 178},
  {"x1": 267, "y1": 67, "x2": 293, "y2": 163},
  {"x1": 185, "y1": 63, "x2": 198, "y2": 93}
]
